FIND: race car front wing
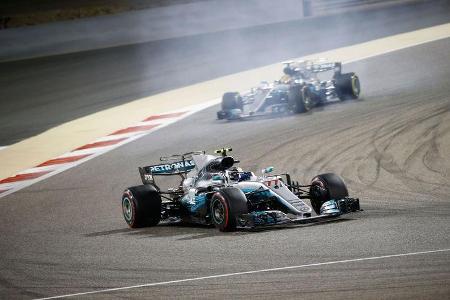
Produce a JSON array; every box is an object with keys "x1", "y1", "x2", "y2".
[{"x1": 237, "y1": 197, "x2": 361, "y2": 229}]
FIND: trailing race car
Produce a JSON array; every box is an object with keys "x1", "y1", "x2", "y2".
[
  {"x1": 217, "y1": 60, "x2": 360, "y2": 120},
  {"x1": 121, "y1": 148, "x2": 361, "y2": 231}
]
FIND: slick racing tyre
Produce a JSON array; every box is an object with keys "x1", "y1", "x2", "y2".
[
  {"x1": 309, "y1": 173, "x2": 349, "y2": 215},
  {"x1": 289, "y1": 86, "x2": 312, "y2": 113},
  {"x1": 122, "y1": 185, "x2": 161, "y2": 228},
  {"x1": 335, "y1": 72, "x2": 360, "y2": 100},
  {"x1": 222, "y1": 92, "x2": 243, "y2": 111},
  {"x1": 210, "y1": 187, "x2": 248, "y2": 232}
]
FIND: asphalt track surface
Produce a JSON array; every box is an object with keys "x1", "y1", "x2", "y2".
[
  {"x1": 1, "y1": 0, "x2": 450, "y2": 145},
  {"x1": 1, "y1": 28, "x2": 450, "y2": 299}
]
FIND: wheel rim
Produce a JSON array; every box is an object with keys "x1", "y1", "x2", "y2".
[
  {"x1": 310, "y1": 179, "x2": 327, "y2": 214},
  {"x1": 122, "y1": 196, "x2": 133, "y2": 222},
  {"x1": 351, "y1": 76, "x2": 360, "y2": 96},
  {"x1": 212, "y1": 198, "x2": 225, "y2": 224}
]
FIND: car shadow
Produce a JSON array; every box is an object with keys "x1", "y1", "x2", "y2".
[
  {"x1": 84, "y1": 221, "x2": 251, "y2": 240},
  {"x1": 219, "y1": 98, "x2": 364, "y2": 123},
  {"x1": 244, "y1": 217, "x2": 353, "y2": 232},
  {"x1": 85, "y1": 217, "x2": 355, "y2": 240},
  {"x1": 313, "y1": 97, "x2": 364, "y2": 112}
]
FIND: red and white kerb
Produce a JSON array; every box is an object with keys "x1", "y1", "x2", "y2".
[{"x1": 0, "y1": 111, "x2": 188, "y2": 198}]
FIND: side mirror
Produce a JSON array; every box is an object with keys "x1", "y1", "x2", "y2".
[{"x1": 262, "y1": 166, "x2": 274, "y2": 176}]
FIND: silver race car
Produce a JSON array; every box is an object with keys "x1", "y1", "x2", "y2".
[
  {"x1": 121, "y1": 148, "x2": 361, "y2": 231},
  {"x1": 217, "y1": 60, "x2": 360, "y2": 120}
]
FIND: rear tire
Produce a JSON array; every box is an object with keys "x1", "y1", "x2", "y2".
[
  {"x1": 335, "y1": 72, "x2": 360, "y2": 100},
  {"x1": 122, "y1": 185, "x2": 161, "y2": 228},
  {"x1": 210, "y1": 187, "x2": 248, "y2": 232},
  {"x1": 309, "y1": 173, "x2": 348, "y2": 215},
  {"x1": 222, "y1": 92, "x2": 243, "y2": 111}
]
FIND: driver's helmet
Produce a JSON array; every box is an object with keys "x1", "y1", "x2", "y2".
[
  {"x1": 228, "y1": 167, "x2": 242, "y2": 182},
  {"x1": 227, "y1": 166, "x2": 243, "y2": 181},
  {"x1": 283, "y1": 66, "x2": 295, "y2": 76},
  {"x1": 228, "y1": 167, "x2": 253, "y2": 182},
  {"x1": 279, "y1": 74, "x2": 292, "y2": 84}
]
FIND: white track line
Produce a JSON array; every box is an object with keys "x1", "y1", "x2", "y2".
[{"x1": 35, "y1": 248, "x2": 450, "y2": 300}]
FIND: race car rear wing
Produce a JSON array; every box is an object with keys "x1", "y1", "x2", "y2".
[
  {"x1": 138, "y1": 151, "x2": 204, "y2": 185},
  {"x1": 283, "y1": 60, "x2": 342, "y2": 76},
  {"x1": 311, "y1": 61, "x2": 341, "y2": 73},
  {"x1": 139, "y1": 159, "x2": 196, "y2": 184}
]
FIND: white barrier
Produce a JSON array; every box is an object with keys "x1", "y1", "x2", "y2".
[
  {"x1": 0, "y1": 0, "x2": 303, "y2": 62},
  {"x1": 0, "y1": 0, "x2": 428, "y2": 62},
  {"x1": 302, "y1": 0, "x2": 425, "y2": 17}
]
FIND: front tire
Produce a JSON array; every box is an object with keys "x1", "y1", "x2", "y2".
[
  {"x1": 122, "y1": 185, "x2": 161, "y2": 228},
  {"x1": 289, "y1": 86, "x2": 312, "y2": 113},
  {"x1": 222, "y1": 92, "x2": 243, "y2": 111},
  {"x1": 210, "y1": 187, "x2": 248, "y2": 232},
  {"x1": 309, "y1": 173, "x2": 348, "y2": 215}
]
